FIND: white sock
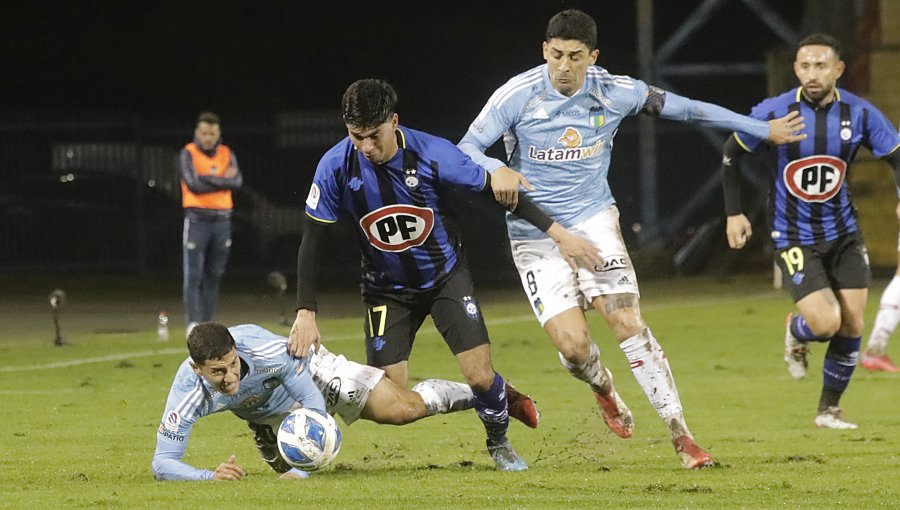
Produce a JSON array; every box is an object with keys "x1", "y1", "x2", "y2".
[
  {"x1": 620, "y1": 329, "x2": 684, "y2": 423},
  {"x1": 411, "y1": 379, "x2": 474, "y2": 416},
  {"x1": 558, "y1": 341, "x2": 611, "y2": 394},
  {"x1": 867, "y1": 275, "x2": 900, "y2": 356}
]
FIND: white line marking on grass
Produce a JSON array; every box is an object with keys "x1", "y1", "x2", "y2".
[{"x1": 2, "y1": 293, "x2": 776, "y2": 372}]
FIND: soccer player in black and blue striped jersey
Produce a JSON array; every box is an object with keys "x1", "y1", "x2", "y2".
[
  {"x1": 723, "y1": 34, "x2": 900, "y2": 429},
  {"x1": 289, "y1": 79, "x2": 602, "y2": 471}
]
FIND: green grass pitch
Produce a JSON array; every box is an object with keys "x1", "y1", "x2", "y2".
[{"x1": 1, "y1": 274, "x2": 897, "y2": 509}]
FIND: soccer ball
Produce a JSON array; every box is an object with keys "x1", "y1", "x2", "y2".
[{"x1": 277, "y1": 408, "x2": 342, "y2": 470}]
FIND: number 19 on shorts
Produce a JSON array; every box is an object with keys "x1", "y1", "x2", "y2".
[{"x1": 779, "y1": 247, "x2": 804, "y2": 276}]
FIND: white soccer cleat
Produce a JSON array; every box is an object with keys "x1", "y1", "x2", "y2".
[
  {"x1": 814, "y1": 406, "x2": 858, "y2": 430},
  {"x1": 784, "y1": 313, "x2": 808, "y2": 379}
]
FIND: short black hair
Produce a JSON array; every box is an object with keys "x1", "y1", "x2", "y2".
[
  {"x1": 546, "y1": 9, "x2": 597, "y2": 50},
  {"x1": 196, "y1": 111, "x2": 221, "y2": 126},
  {"x1": 797, "y1": 33, "x2": 842, "y2": 59},
  {"x1": 341, "y1": 79, "x2": 397, "y2": 129},
  {"x1": 187, "y1": 322, "x2": 235, "y2": 365}
]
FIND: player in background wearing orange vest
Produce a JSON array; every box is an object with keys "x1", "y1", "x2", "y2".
[{"x1": 180, "y1": 112, "x2": 243, "y2": 337}]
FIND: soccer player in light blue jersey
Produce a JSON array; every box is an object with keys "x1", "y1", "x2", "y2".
[
  {"x1": 459, "y1": 9, "x2": 806, "y2": 469},
  {"x1": 152, "y1": 322, "x2": 539, "y2": 480}
]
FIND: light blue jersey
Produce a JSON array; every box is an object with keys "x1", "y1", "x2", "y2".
[
  {"x1": 151, "y1": 324, "x2": 325, "y2": 481},
  {"x1": 459, "y1": 64, "x2": 771, "y2": 240}
]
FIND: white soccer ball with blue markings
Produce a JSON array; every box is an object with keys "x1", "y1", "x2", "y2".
[{"x1": 277, "y1": 408, "x2": 342, "y2": 470}]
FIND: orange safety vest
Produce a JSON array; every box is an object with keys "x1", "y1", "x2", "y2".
[{"x1": 181, "y1": 142, "x2": 235, "y2": 210}]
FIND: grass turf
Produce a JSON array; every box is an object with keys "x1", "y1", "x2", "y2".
[{"x1": 0, "y1": 274, "x2": 897, "y2": 509}]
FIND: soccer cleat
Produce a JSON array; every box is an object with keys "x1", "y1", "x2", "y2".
[
  {"x1": 486, "y1": 437, "x2": 528, "y2": 472},
  {"x1": 814, "y1": 406, "x2": 858, "y2": 429},
  {"x1": 592, "y1": 367, "x2": 634, "y2": 439},
  {"x1": 860, "y1": 351, "x2": 900, "y2": 372},
  {"x1": 673, "y1": 435, "x2": 714, "y2": 469},
  {"x1": 784, "y1": 313, "x2": 809, "y2": 379},
  {"x1": 505, "y1": 382, "x2": 540, "y2": 428}
]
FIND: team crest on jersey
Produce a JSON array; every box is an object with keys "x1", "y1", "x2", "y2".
[
  {"x1": 528, "y1": 127, "x2": 605, "y2": 162},
  {"x1": 782, "y1": 155, "x2": 847, "y2": 202},
  {"x1": 359, "y1": 205, "x2": 435, "y2": 252}
]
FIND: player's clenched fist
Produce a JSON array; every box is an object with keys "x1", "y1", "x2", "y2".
[{"x1": 726, "y1": 214, "x2": 753, "y2": 249}]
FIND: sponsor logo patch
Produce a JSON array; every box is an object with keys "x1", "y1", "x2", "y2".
[
  {"x1": 528, "y1": 127, "x2": 605, "y2": 162},
  {"x1": 306, "y1": 183, "x2": 321, "y2": 209},
  {"x1": 263, "y1": 377, "x2": 282, "y2": 390},
  {"x1": 164, "y1": 411, "x2": 180, "y2": 432},
  {"x1": 359, "y1": 205, "x2": 435, "y2": 252},
  {"x1": 324, "y1": 377, "x2": 342, "y2": 409},
  {"x1": 782, "y1": 155, "x2": 847, "y2": 202}
]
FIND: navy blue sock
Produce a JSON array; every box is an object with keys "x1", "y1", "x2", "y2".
[
  {"x1": 819, "y1": 335, "x2": 861, "y2": 411},
  {"x1": 472, "y1": 372, "x2": 509, "y2": 443},
  {"x1": 790, "y1": 314, "x2": 829, "y2": 343}
]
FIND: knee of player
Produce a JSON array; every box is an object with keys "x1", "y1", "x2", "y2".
[
  {"x1": 609, "y1": 313, "x2": 645, "y2": 341},
  {"x1": 807, "y1": 313, "x2": 841, "y2": 338}
]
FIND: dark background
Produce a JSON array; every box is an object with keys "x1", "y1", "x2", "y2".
[{"x1": 0, "y1": 1, "x2": 806, "y2": 278}]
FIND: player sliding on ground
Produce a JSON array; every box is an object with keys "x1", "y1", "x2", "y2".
[{"x1": 151, "y1": 322, "x2": 539, "y2": 481}]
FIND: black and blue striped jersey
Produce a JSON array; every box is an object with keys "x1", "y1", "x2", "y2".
[
  {"x1": 306, "y1": 126, "x2": 488, "y2": 292},
  {"x1": 736, "y1": 87, "x2": 900, "y2": 249}
]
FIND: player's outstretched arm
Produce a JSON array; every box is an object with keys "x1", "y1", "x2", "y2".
[{"x1": 653, "y1": 89, "x2": 806, "y2": 145}]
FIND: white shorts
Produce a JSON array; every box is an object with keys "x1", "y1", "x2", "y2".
[
  {"x1": 307, "y1": 344, "x2": 385, "y2": 425},
  {"x1": 511, "y1": 206, "x2": 640, "y2": 326}
]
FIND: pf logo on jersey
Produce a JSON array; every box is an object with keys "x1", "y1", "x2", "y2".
[
  {"x1": 359, "y1": 205, "x2": 435, "y2": 252},
  {"x1": 783, "y1": 155, "x2": 847, "y2": 202}
]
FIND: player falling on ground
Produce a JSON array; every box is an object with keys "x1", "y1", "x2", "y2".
[
  {"x1": 290, "y1": 79, "x2": 600, "y2": 472},
  {"x1": 458, "y1": 9, "x2": 805, "y2": 469},
  {"x1": 861, "y1": 202, "x2": 900, "y2": 372},
  {"x1": 152, "y1": 322, "x2": 540, "y2": 481},
  {"x1": 723, "y1": 34, "x2": 900, "y2": 428}
]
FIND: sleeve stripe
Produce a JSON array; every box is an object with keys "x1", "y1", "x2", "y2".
[
  {"x1": 885, "y1": 142, "x2": 900, "y2": 158},
  {"x1": 733, "y1": 133, "x2": 753, "y2": 153},
  {"x1": 492, "y1": 69, "x2": 543, "y2": 108},
  {"x1": 244, "y1": 340, "x2": 288, "y2": 359},
  {"x1": 173, "y1": 379, "x2": 204, "y2": 417},
  {"x1": 305, "y1": 211, "x2": 336, "y2": 224}
]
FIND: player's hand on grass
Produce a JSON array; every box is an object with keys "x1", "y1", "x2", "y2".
[
  {"x1": 895, "y1": 201, "x2": 900, "y2": 223},
  {"x1": 767, "y1": 111, "x2": 806, "y2": 144},
  {"x1": 726, "y1": 214, "x2": 753, "y2": 249},
  {"x1": 213, "y1": 455, "x2": 244, "y2": 481},
  {"x1": 547, "y1": 223, "x2": 604, "y2": 271},
  {"x1": 289, "y1": 309, "x2": 320, "y2": 358},
  {"x1": 491, "y1": 166, "x2": 534, "y2": 208}
]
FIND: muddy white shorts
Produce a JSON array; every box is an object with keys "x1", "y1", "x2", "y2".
[
  {"x1": 511, "y1": 205, "x2": 640, "y2": 326},
  {"x1": 307, "y1": 344, "x2": 385, "y2": 425}
]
